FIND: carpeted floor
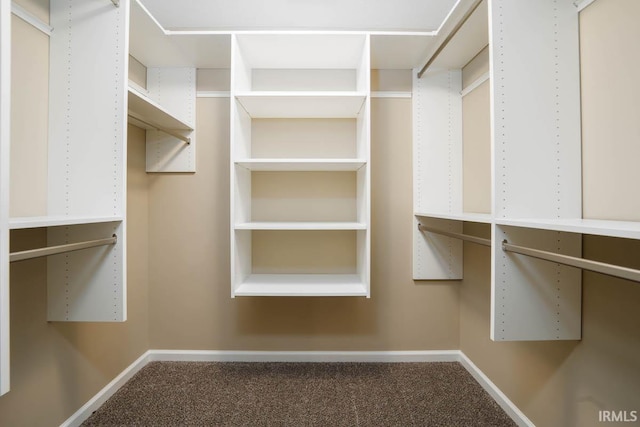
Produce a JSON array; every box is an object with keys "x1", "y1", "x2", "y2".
[{"x1": 82, "y1": 361, "x2": 516, "y2": 426}]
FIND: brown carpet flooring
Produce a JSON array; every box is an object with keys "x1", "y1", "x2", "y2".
[{"x1": 82, "y1": 361, "x2": 516, "y2": 426}]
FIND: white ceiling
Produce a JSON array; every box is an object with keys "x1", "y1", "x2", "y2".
[{"x1": 137, "y1": 0, "x2": 459, "y2": 32}]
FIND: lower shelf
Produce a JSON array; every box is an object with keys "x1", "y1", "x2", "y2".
[{"x1": 234, "y1": 274, "x2": 368, "y2": 297}]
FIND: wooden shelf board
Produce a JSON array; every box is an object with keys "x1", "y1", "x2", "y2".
[
  {"x1": 235, "y1": 159, "x2": 366, "y2": 171},
  {"x1": 234, "y1": 274, "x2": 368, "y2": 296},
  {"x1": 235, "y1": 91, "x2": 367, "y2": 118},
  {"x1": 128, "y1": 86, "x2": 193, "y2": 131},
  {"x1": 9, "y1": 215, "x2": 124, "y2": 230}
]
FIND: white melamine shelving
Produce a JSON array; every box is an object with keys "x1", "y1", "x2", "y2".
[
  {"x1": 0, "y1": 0, "x2": 10, "y2": 397},
  {"x1": 234, "y1": 274, "x2": 368, "y2": 297},
  {"x1": 494, "y1": 218, "x2": 640, "y2": 241},
  {"x1": 128, "y1": 86, "x2": 193, "y2": 131},
  {"x1": 235, "y1": 222, "x2": 367, "y2": 231},
  {"x1": 235, "y1": 92, "x2": 367, "y2": 118},
  {"x1": 415, "y1": 212, "x2": 492, "y2": 224},
  {"x1": 235, "y1": 159, "x2": 366, "y2": 172},
  {"x1": 230, "y1": 33, "x2": 370, "y2": 297},
  {"x1": 9, "y1": 215, "x2": 124, "y2": 230},
  {"x1": 413, "y1": 0, "x2": 584, "y2": 342},
  {"x1": 128, "y1": 0, "x2": 198, "y2": 173}
]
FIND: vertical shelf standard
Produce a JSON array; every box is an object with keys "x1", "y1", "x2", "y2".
[
  {"x1": 0, "y1": 0, "x2": 10, "y2": 396},
  {"x1": 230, "y1": 33, "x2": 370, "y2": 297},
  {"x1": 44, "y1": 0, "x2": 129, "y2": 321}
]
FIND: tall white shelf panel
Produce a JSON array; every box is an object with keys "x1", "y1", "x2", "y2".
[
  {"x1": 35, "y1": 0, "x2": 129, "y2": 323},
  {"x1": 413, "y1": 0, "x2": 585, "y2": 341},
  {"x1": 230, "y1": 33, "x2": 371, "y2": 297},
  {"x1": 0, "y1": 0, "x2": 11, "y2": 397}
]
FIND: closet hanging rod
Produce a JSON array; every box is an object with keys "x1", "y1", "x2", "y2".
[
  {"x1": 418, "y1": 224, "x2": 491, "y2": 247},
  {"x1": 10, "y1": 235, "x2": 117, "y2": 263},
  {"x1": 127, "y1": 114, "x2": 191, "y2": 144},
  {"x1": 417, "y1": 0, "x2": 484, "y2": 78},
  {"x1": 502, "y1": 241, "x2": 640, "y2": 284}
]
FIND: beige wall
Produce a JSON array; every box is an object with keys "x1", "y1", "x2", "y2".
[
  {"x1": 581, "y1": 0, "x2": 640, "y2": 221},
  {"x1": 147, "y1": 71, "x2": 460, "y2": 351},
  {"x1": 460, "y1": 2, "x2": 640, "y2": 426},
  {"x1": 0, "y1": 1, "x2": 150, "y2": 423},
  {"x1": 0, "y1": 125, "x2": 150, "y2": 425}
]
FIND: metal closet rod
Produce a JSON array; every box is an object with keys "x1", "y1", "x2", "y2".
[
  {"x1": 10, "y1": 235, "x2": 117, "y2": 263},
  {"x1": 417, "y1": 0, "x2": 484, "y2": 79},
  {"x1": 502, "y1": 241, "x2": 640, "y2": 284},
  {"x1": 418, "y1": 223, "x2": 491, "y2": 247},
  {"x1": 418, "y1": 223, "x2": 640, "y2": 283},
  {"x1": 128, "y1": 114, "x2": 191, "y2": 144}
]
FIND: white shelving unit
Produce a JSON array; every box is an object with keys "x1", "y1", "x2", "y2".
[
  {"x1": 413, "y1": 0, "x2": 585, "y2": 341},
  {"x1": 40, "y1": 0, "x2": 129, "y2": 323},
  {"x1": 128, "y1": 0, "x2": 197, "y2": 173},
  {"x1": 230, "y1": 33, "x2": 371, "y2": 297},
  {"x1": 0, "y1": 0, "x2": 10, "y2": 397}
]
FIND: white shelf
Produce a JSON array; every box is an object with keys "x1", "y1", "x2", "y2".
[
  {"x1": 234, "y1": 274, "x2": 368, "y2": 297},
  {"x1": 235, "y1": 92, "x2": 367, "y2": 118},
  {"x1": 235, "y1": 222, "x2": 367, "y2": 230},
  {"x1": 495, "y1": 218, "x2": 640, "y2": 240},
  {"x1": 9, "y1": 215, "x2": 124, "y2": 230},
  {"x1": 128, "y1": 86, "x2": 193, "y2": 131},
  {"x1": 415, "y1": 212, "x2": 492, "y2": 224},
  {"x1": 235, "y1": 159, "x2": 366, "y2": 171}
]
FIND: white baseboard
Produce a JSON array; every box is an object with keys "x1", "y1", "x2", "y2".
[
  {"x1": 60, "y1": 350, "x2": 152, "y2": 427},
  {"x1": 148, "y1": 349, "x2": 460, "y2": 363},
  {"x1": 458, "y1": 352, "x2": 535, "y2": 427},
  {"x1": 61, "y1": 349, "x2": 534, "y2": 427}
]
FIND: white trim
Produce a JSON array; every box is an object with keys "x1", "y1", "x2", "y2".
[
  {"x1": 59, "y1": 351, "x2": 151, "y2": 427},
  {"x1": 371, "y1": 91, "x2": 412, "y2": 99},
  {"x1": 60, "y1": 350, "x2": 533, "y2": 427},
  {"x1": 458, "y1": 352, "x2": 535, "y2": 427},
  {"x1": 460, "y1": 70, "x2": 490, "y2": 97},
  {"x1": 197, "y1": 91, "x2": 231, "y2": 98},
  {"x1": 11, "y1": 2, "x2": 52, "y2": 36},
  {"x1": 148, "y1": 349, "x2": 460, "y2": 363},
  {"x1": 435, "y1": 0, "x2": 463, "y2": 35},
  {"x1": 574, "y1": 0, "x2": 597, "y2": 13}
]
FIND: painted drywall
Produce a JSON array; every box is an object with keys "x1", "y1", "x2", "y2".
[
  {"x1": 148, "y1": 70, "x2": 460, "y2": 350},
  {"x1": 0, "y1": 1, "x2": 150, "y2": 422},
  {"x1": 9, "y1": 12, "x2": 48, "y2": 217},
  {"x1": 581, "y1": 0, "x2": 640, "y2": 221},
  {"x1": 459, "y1": 2, "x2": 640, "y2": 426}
]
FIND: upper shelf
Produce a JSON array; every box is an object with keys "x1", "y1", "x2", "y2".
[
  {"x1": 235, "y1": 158, "x2": 366, "y2": 171},
  {"x1": 495, "y1": 218, "x2": 640, "y2": 240},
  {"x1": 235, "y1": 92, "x2": 367, "y2": 118},
  {"x1": 127, "y1": 86, "x2": 193, "y2": 131},
  {"x1": 415, "y1": 211, "x2": 492, "y2": 224},
  {"x1": 9, "y1": 215, "x2": 124, "y2": 230}
]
